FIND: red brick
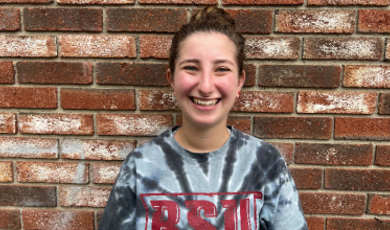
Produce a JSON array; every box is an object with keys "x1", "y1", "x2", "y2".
[
  {"x1": 368, "y1": 194, "x2": 390, "y2": 215},
  {"x1": 276, "y1": 10, "x2": 355, "y2": 34},
  {"x1": 139, "y1": 35, "x2": 172, "y2": 59},
  {"x1": 245, "y1": 37, "x2": 300, "y2": 59},
  {"x1": 376, "y1": 145, "x2": 390, "y2": 166},
  {"x1": 379, "y1": 93, "x2": 390, "y2": 114},
  {"x1": 0, "y1": 185, "x2": 56, "y2": 206},
  {"x1": 61, "y1": 139, "x2": 135, "y2": 160},
  {"x1": 59, "y1": 186, "x2": 111, "y2": 207},
  {"x1": 299, "y1": 192, "x2": 366, "y2": 215},
  {"x1": 0, "y1": 36, "x2": 56, "y2": 57},
  {"x1": 61, "y1": 88, "x2": 135, "y2": 111},
  {"x1": 254, "y1": 116, "x2": 332, "y2": 139},
  {"x1": 243, "y1": 64, "x2": 256, "y2": 87},
  {"x1": 59, "y1": 35, "x2": 135, "y2": 58},
  {"x1": 97, "y1": 114, "x2": 172, "y2": 136},
  {"x1": 23, "y1": 210, "x2": 94, "y2": 230},
  {"x1": 24, "y1": 8, "x2": 102, "y2": 32},
  {"x1": 227, "y1": 9, "x2": 272, "y2": 34},
  {"x1": 0, "y1": 210, "x2": 20, "y2": 229},
  {"x1": 140, "y1": 0, "x2": 215, "y2": 4},
  {"x1": 0, "y1": 8, "x2": 20, "y2": 31},
  {"x1": 139, "y1": 90, "x2": 178, "y2": 111},
  {"x1": 303, "y1": 37, "x2": 383, "y2": 60},
  {"x1": 325, "y1": 168, "x2": 390, "y2": 191},
  {"x1": 387, "y1": 40, "x2": 390, "y2": 59},
  {"x1": 0, "y1": 137, "x2": 58, "y2": 159},
  {"x1": 232, "y1": 91, "x2": 293, "y2": 113},
  {"x1": 305, "y1": 216, "x2": 325, "y2": 230},
  {"x1": 19, "y1": 114, "x2": 94, "y2": 135},
  {"x1": 226, "y1": 116, "x2": 251, "y2": 135},
  {"x1": 0, "y1": 161, "x2": 13, "y2": 182},
  {"x1": 343, "y1": 65, "x2": 390, "y2": 88},
  {"x1": 58, "y1": 0, "x2": 133, "y2": 4},
  {"x1": 295, "y1": 143, "x2": 373, "y2": 166},
  {"x1": 96, "y1": 62, "x2": 169, "y2": 86},
  {"x1": 327, "y1": 218, "x2": 390, "y2": 230},
  {"x1": 17, "y1": 62, "x2": 92, "y2": 85},
  {"x1": 359, "y1": 10, "x2": 390, "y2": 33},
  {"x1": 290, "y1": 167, "x2": 322, "y2": 189},
  {"x1": 0, "y1": 61, "x2": 15, "y2": 84},
  {"x1": 309, "y1": 0, "x2": 390, "y2": 5},
  {"x1": 0, "y1": 113, "x2": 17, "y2": 134},
  {"x1": 93, "y1": 163, "x2": 121, "y2": 184},
  {"x1": 0, "y1": 87, "x2": 57, "y2": 109},
  {"x1": 259, "y1": 65, "x2": 341, "y2": 88},
  {"x1": 267, "y1": 142, "x2": 293, "y2": 164},
  {"x1": 107, "y1": 8, "x2": 187, "y2": 32},
  {"x1": 16, "y1": 162, "x2": 89, "y2": 184},
  {"x1": 0, "y1": 0, "x2": 52, "y2": 2},
  {"x1": 335, "y1": 117, "x2": 390, "y2": 140},
  {"x1": 297, "y1": 91, "x2": 377, "y2": 114},
  {"x1": 223, "y1": 0, "x2": 303, "y2": 5}
]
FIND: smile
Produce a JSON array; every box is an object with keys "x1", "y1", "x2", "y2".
[{"x1": 191, "y1": 97, "x2": 220, "y2": 106}]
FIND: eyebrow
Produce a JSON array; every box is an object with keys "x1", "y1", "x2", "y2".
[
  {"x1": 178, "y1": 59, "x2": 200, "y2": 66},
  {"x1": 178, "y1": 59, "x2": 235, "y2": 66}
]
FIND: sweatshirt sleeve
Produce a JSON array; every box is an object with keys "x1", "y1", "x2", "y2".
[{"x1": 98, "y1": 154, "x2": 137, "y2": 230}]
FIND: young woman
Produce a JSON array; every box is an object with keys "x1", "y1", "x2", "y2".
[{"x1": 99, "y1": 6, "x2": 308, "y2": 230}]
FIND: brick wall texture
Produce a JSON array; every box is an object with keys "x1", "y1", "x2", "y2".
[{"x1": 0, "y1": 1, "x2": 390, "y2": 229}]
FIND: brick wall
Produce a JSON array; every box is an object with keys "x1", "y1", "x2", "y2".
[{"x1": 0, "y1": 0, "x2": 389, "y2": 229}]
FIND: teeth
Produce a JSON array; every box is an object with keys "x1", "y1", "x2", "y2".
[{"x1": 193, "y1": 98, "x2": 218, "y2": 106}]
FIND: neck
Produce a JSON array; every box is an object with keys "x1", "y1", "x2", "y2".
[{"x1": 174, "y1": 119, "x2": 230, "y2": 153}]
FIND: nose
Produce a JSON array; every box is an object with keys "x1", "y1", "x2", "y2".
[{"x1": 198, "y1": 71, "x2": 214, "y2": 96}]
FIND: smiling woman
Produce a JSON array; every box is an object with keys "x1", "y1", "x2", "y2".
[{"x1": 98, "y1": 6, "x2": 308, "y2": 230}]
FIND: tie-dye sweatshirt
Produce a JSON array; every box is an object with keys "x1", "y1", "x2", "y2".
[{"x1": 98, "y1": 126, "x2": 308, "y2": 230}]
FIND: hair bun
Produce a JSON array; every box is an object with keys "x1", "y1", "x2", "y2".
[{"x1": 191, "y1": 6, "x2": 236, "y2": 30}]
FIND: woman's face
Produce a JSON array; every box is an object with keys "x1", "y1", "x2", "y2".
[{"x1": 169, "y1": 32, "x2": 245, "y2": 129}]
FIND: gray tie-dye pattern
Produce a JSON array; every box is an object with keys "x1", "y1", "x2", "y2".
[{"x1": 98, "y1": 127, "x2": 308, "y2": 230}]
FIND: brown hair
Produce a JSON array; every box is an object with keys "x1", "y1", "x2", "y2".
[{"x1": 169, "y1": 6, "x2": 245, "y2": 78}]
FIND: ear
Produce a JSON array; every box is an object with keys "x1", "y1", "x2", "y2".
[
  {"x1": 237, "y1": 70, "x2": 245, "y2": 97},
  {"x1": 166, "y1": 69, "x2": 174, "y2": 88}
]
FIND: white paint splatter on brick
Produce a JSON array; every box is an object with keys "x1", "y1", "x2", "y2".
[
  {"x1": 93, "y1": 163, "x2": 121, "y2": 184},
  {"x1": 58, "y1": 0, "x2": 133, "y2": 3},
  {"x1": 113, "y1": 116, "x2": 168, "y2": 136},
  {"x1": 245, "y1": 38, "x2": 298, "y2": 59},
  {"x1": 0, "y1": 113, "x2": 16, "y2": 133},
  {"x1": 0, "y1": 137, "x2": 58, "y2": 158},
  {"x1": 319, "y1": 39, "x2": 378, "y2": 59},
  {"x1": 344, "y1": 66, "x2": 390, "y2": 88},
  {"x1": 0, "y1": 36, "x2": 56, "y2": 57},
  {"x1": 73, "y1": 163, "x2": 87, "y2": 184},
  {"x1": 60, "y1": 186, "x2": 111, "y2": 207}
]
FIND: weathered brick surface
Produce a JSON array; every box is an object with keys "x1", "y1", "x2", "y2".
[
  {"x1": 0, "y1": 36, "x2": 56, "y2": 57},
  {"x1": 0, "y1": 210, "x2": 20, "y2": 229},
  {"x1": 387, "y1": 40, "x2": 390, "y2": 59},
  {"x1": 23, "y1": 210, "x2": 94, "y2": 230},
  {"x1": 58, "y1": 0, "x2": 133, "y2": 4},
  {"x1": 0, "y1": 137, "x2": 58, "y2": 159},
  {"x1": 254, "y1": 117, "x2": 332, "y2": 139},
  {"x1": 97, "y1": 114, "x2": 172, "y2": 136},
  {"x1": 232, "y1": 91, "x2": 294, "y2": 113},
  {"x1": 300, "y1": 193, "x2": 366, "y2": 215},
  {"x1": 24, "y1": 8, "x2": 102, "y2": 32},
  {"x1": 0, "y1": 8, "x2": 20, "y2": 31},
  {"x1": 259, "y1": 65, "x2": 341, "y2": 88},
  {"x1": 96, "y1": 63, "x2": 169, "y2": 86},
  {"x1": 243, "y1": 64, "x2": 256, "y2": 87},
  {"x1": 92, "y1": 163, "x2": 121, "y2": 184},
  {"x1": 107, "y1": 8, "x2": 187, "y2": 32},
  {"x1": 0, "y1": 161, "x2": 13, "y2": 182},
  {"x1": 368, "y1": 194, "x2": 390, "y2": 215},
  {"x1": 325, "y1": 169, "x2": 390, "y2": 191},
  {"x1": 59, "y1": 35, "x2": 136, "y2": 58},
  {"x1": 308, "y1": 0, "x2": 390, "y2": 5},
  {"x1": 295, "y1": 143, "x2": 373, "y2": 166},
  {"x1": 297, "y1": 91, "x2": 377, "y2": 114},
  {"x1": 96, "y1": 211, "x2": 104, "y2": 229},
  {"x1": 227, "y1": 9, "x2": 272, "y2": 34},
  {"x1": 19, "y1": 114, "x2": 94, "y2": 135},
  {"x1": 17, "y1": 62, "x2": 93, "y2": 85},
  {"x1": 290, "y1": 167, "x2": 322, "y2": 189},
  {"x1": 358, "y1": 10, "x2": 390, "y2": 33},
  {"x1": 305, "y1": 216, "x2": 325, "y2": 230},
  {"x1": 139, "y1": 90, "x2": 178, "y2": 111},
  {"x1": 140, "y1": 0, "x2": 216, "y2": 4},
  {"x1": 223, "y1": 0, "x2": 303, "y2": 5},
  {"x1": 379, "y1": 93, "x2": 390, "y2": 114},
  {"x1": 0, "y1": 61, "x2": 15, "y2": 84},
  {"x1": 275, "y1": 10, "x2": 355, "y2": 34},
  {"x1": 0, "y1": 113, "x2": 17, "y2": 134},
  {"x1": 327, "y1": 218, "x2": 390, "y2": 230},
  {"x1": 61, "y1": 139, "x2": 135, "y2": 160},
  {"x1": 267, "y1": 142, "x2": 293, "y2": 164},
  {"x1": 343, "y1": 65, "x2": 390, "y2": 88},
  {"x1": 0, "y1": 0, "x2": 52, "y2": 2},
  {"x1": 140, "y1": 35, "x2": 172, "y2": 59},
  {"x1": 0, "y1": 185, "x2": 56, "y2": 206},
  {"x1": 16, "y1": 162, "x2": 89, "y2": 184},
  {"x1": 335, "y1": 117, "x2": 390, "y2": 140},
  {"x1": 59, "y1": 186, "x2": 111, "y2": 207},
  {"x1": 0, "y1": 87, "x2": 57, "y2": 109},
  {"x1": 375, "y1": 145, "x2": 390, "y2": 166},
  {"x1": 303, "y1": 37, "x2": 383, "y2": 60},
  {"x1": 245, "y1": 37, "x2": 300, "y2": 59},
  {"x1": 61, "y1": 88, "x2": 135, "y2": 110}
]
